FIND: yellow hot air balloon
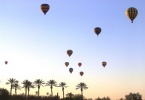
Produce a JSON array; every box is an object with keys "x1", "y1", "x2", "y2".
[
  {"x1": 126, "y1": 7, "x2": 138, "y2": 23},
  {"x1": 40, "y1": 4, "x2": 50, "y2": 15}
]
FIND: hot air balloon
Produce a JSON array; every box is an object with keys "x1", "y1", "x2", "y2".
[
  {"x1": 67, "y1": 50, "x2": 73, "y2": 57},
  {"x1": 5, "y1": 61, "x2": 8, "y2": 65},
  {"x1": 102, "y1": 61, "x2": 107, "y2": 67},
  {"x1": 69, "y1": 68, "x2": 73, "y2": 73},
  {"x1": 65, "y1": 62, "x2": 69, "y2": 67},
  {"x1": 78, "y1": 62, "x2": 82, "y2": 67},
  {"x1": 80, "y1": 71, "x2": 84, "y2": 76},
  {"x1": 126, "y1": 7, "x2": 138, "y2": 23},
  {"x1": 40, "y1": 4, "x2": 50, "y2": 15},
  {"x1": 94, "y1": 27, "x2": 101, "y2": 36}
]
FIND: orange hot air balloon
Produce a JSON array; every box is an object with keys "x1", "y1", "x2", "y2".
[
  {"x1": 126, "y1": 7, "x2": 138, "y2": 23},
  {"x1": 102, "y1": 61, "x2": 107, "y2": 67},
  {"x1": 94, "y1": 27, "x2": 101, "y2": 36},
  {"x1": 78, "y1": 63, "x2": 82, "y2": 67},
  {"x1": 5, "y1": 61, "x2": 8, "y2": 65},
  {"x1": 40, "y1": 4, "x2": 50, "y2": 15},
  {"x1": 67, "y1": 50, "x2": 73, "y2": 57},
  {"x1": 65, "y1": 62, "x2": 69, "y2": 67},
  {"x1": 80, "y1": 71, "x2": 84, "y2": 76}
]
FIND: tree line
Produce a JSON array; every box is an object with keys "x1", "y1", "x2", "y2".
[{"x1": 1, "y1": 78, "x2": 88, "y2": 99}]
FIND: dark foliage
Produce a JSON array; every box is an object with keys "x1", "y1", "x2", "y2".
[
  {"x1": 0, "y1": 88, "x2": 10, "y2": 100},
  {"x1": 125, "y1": 92, "x2": 142, "y2": 100}
]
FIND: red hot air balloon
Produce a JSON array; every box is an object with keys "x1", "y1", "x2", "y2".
[
  {"x1": 40, "y1": 4, "x2": 50, "y2": 15},
  {"x1": 78, "y1": 63, "x2": 82, "y2": 67},
  {"x1": 5, "y1": 61, "x2": 8, "y2": 65},
  {"x1": 80, "y1": 71, "x2": 84, "y2": 76},
  {"x1": 94, "y1": 27, "x2": 101, "y2": 36},
  {"x1": 65, "y1": 62, "x2": 69, "y2": 67},
  {"x1": 69, "y1": 68, "x2": 73, "y2": 73},
  {"x1": 67, "y1": 50, "x2": 73, "y2": 57},
  {"x1": 102, "y1": 61, "x2": 107, "y2": 67}
]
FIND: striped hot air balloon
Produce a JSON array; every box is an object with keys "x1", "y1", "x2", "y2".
[
  {"x1": 126, "y1": 7, "x2": 138, "y2": 23},
  {"x1": 94, "y1": 27, "x2": 101, "y2": 36},
  {"x1": 40, "y1": 4, "x2": 50, "y2": 15}
]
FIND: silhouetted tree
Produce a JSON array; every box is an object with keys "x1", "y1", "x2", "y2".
[
  {"x1": 125, "y1": 92, "x2": 142, "y2": 100},
  {"x1": 45, "y1": 79, "x2": 57, "y2": 96},
  {"x1": 95, "y1": 97, "x2": 102, "y2": 100},
  {"x1": 0, "y1": 88, "x2": 10, "y2": 100},
  {"x1": 66, "y1": 92, "x2": 74, "y2": 98},
  {"x1": 12, "y1": 80, "x2": 21, "y2": 95},
  {"x1": 76, "y1": 82, "x2": 88, "y2": 97},
  {"x1": 102, "y1": 96, "x2": 111, "y2": 100},
  {"x1": 22, "y1": 80, "x2": 35, "y2": 97},
  {"x1": 57, "y1": 82, "x2": 68, "y2": 99},
  {"x1": 95, "y1": 97, "x2": 111, "y2": 100},
  {"x1": 6, "y1": 78, "x2": 16, "y2": 95},
  {"x1": 33, "y1": 79, "x2": 45, "y2": 96},
  {"x1": 119, "y1": 98, "x2": 124, "y2": 100},
  {"x1": 73, "y1": 94, "x2": 84, "y2": 100}
]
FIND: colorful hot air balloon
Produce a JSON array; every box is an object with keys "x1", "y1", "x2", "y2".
[
  {"x1": 40, "y1": 4, "x2": 50, "y2": 15},
  {"x1": 65, "y1": 62, "x2": 69, "y2": 67},
  {"x1": 67, "y1": 50, "x2": 73, "y2": 57},
  {"x1": 69, "y1": 68, "x2": 73, "y2": 73},
  {"x1": 94, "y1": 27, "x2": 101, "y2": 36},
  {"x1": 126, "y1": 7, "x2": 138, "y2": 23},
  {"x1": 80, "y1": 71, "x2": 84, "y2": 76},
  {"x1": 5, "y1": 61, "x2": 8, "y2": 65},
  {"x1": 102, "y1": 61, "x2": 107, "y2": 67},
  {"x1": 78, "y1": 63, "x2": 82, "y2": 67}
]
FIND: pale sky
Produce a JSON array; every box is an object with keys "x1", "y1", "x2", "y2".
[{"x1": 0, "y1": 0, "x2": 145, "y2": 100}]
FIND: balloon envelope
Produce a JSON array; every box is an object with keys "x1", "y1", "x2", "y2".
[
  {"x1": 67, "y1": 50, "x2": 73, "y2": 57},
  {"x1": 102, "y1": 61, "x2": 107, "y2": 67},
  {"x1": 65, "y1": 62, "x2": 69, "y2": 67},
  {"x1": 80, "y1": 71, "x2": 84, "y2": 76},
  {"x1": 69, "y1": 68, "x2": 73, "y2": 73},
  {"x1": 78, "y1": 63, "x2": 82, "y2": 67},
  {"x1": 40, "y1": 4, "x2": 50, "y2": 15},
  {"x1": 94, "y1": 27, "x2": 101, "y2": 36},
  {"x1": 5, "y1": 61, "x2": 8, "y2": 65},
  {"x1": 126, "y1": 7, "x2": 138, "y2": 23}
]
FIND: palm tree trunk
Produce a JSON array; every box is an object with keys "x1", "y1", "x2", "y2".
[
  {"x1": 10, "y1": 86, "x2": 12, "y2": 95},
  {"x1": 38, "y1": 86, "x2": 40, "y2": 96},
  {"x1": 62, "y1": 87, "x2": 64, "y2": 99},
  {"x1": 15, "y1": 88, "x2": 17, "y2": 95},
  {"x1": 50, "y1": 86, "x2": 53, "y2": 96},
  {"x1": 25, "y1": 88, "x2": 27, "y2": 97},
  {"x1": 28, "y1": 87, "x2": 29, "y2": 96},
  {"x1": 10, "y1": 84, "x2": 13, "y2": 95},
  {"x1": 81, "y1": 88, "x2": 83, "y2": 96}
]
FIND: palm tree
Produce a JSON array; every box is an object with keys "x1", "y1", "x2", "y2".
[
  {"x1": 12, "y1": 80, "x2": 21, "y2": 95},
  {"x1": 57, "y1": 82, "x2": 68, "y2": 99},
  {"x1": 33, "y1": 79, "x2": 45, "y2": 96},
  {"x1": 45, "y1": 79, "x2": 57, "y2": 96},
  {"x1": 22, "y1": 80, "x2": 28, "y2": 97},
  {"x1": 22, "y1": 80, "x2": 35, "y2": 97},
  {"x1": 66, "y1": 92, "x2": 74, "y2": 98},
  {"x1": 76, "y1": 82, "x2": 88, "y2": 97},
  {"x1": 6, "y1": 78, "x2": 16, "y2": 95}
]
